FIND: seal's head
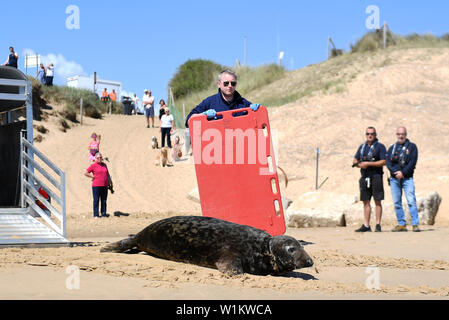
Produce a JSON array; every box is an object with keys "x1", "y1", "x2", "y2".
[{"x1": 270, "y1": 235, "x2": 314, "y2": 273}]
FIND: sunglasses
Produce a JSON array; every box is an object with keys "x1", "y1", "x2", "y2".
[
  {"x1": 396, "y1": 133, "x2": 406, "y2": 136},
  {"x1": 223, "y1": 81, "x2": 237, "y2": 87},
  {"x1": 365, "y1": 132, "x2": 376, "y2": 136}
]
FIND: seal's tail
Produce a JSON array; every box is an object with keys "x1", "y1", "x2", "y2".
[{"x1": 100, "y1": 236, "x2": 138, "y2": 253}]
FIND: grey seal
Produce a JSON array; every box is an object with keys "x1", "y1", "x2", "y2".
[{"x1": 101, "y1": 216, "x2": 313, "y2": 275}]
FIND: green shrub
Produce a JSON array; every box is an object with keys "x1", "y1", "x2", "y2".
[
  {"x1": 350, "y1": 30, "x2": 393, "y2": 53},
  {"x1": 168, "y1": 59, "x2": 223, "y2": 100}
]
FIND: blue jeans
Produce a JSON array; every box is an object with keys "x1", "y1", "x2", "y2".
[
  {"x1": 389, "y1": 178, "x2": 419, "y2": 226},
  {"x1": 92, "y1": 187, "x2": 108, "y2": 217}
]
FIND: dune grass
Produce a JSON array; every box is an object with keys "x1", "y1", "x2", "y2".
[
  {"x1": 33, "y1": 78, "x2": 122, "y2": 122},
  {"x1": 351, "y1": 31, "x2": 449, "y2": 53},
  {"x1": 245, "y1": 32, "x2": 449, "y2": 108}
]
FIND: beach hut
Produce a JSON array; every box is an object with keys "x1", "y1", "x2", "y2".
[{"x1": 0, "y1": 66, "x2": 68, "y2": 246}]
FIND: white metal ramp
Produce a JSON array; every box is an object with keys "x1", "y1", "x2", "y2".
[
  {"x1": 0, "y1": 209, "x2": 69, "y2": 246},
  {"x1": 0, "y1": 66, "x2": 69, "y2": 247}
]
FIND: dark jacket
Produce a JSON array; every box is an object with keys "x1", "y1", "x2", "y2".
[
  {"x1": 386, "y1": 139, "x2": 418, "y2": 179},
  {"x1": 185, "y1": 89, "x2": 251, "y2": 128},
  {"x1": 354, "y1": 139, "x2": 387, "y2": 178}
]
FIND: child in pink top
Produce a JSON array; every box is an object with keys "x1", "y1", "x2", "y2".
[{"x1": 88, "y1": 133, "x2": 101, "y2": 162}]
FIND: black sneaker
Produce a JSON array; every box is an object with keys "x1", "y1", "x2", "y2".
[
  {"x1": 375, "y1": 224, "x2": 382, "y2": 232},
  {"x1": 355, "y1": 224, "x2": 371, "y2": 232}
]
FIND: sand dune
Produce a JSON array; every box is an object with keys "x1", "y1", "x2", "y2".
[{"x1": 1, "y1": 47, "x2": 449, "y2": 299}]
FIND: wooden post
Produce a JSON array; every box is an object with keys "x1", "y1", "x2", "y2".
[
  {"x1": 315, "y1": 147, "x2": 320, "y2": 190},
  {"x1": 80, "y1": 98, "x2": 83, "y2": 125},
  {"x1": 383, "y1": 22, "x2": 387, "y2": 49},
  {"x1": 35, "y1": 55, "x2": 38, "y2": 77},
  {"x1": 244, "y1": 35, "x2": 247, "y2": 66},
  {"x1": 183, "y1": 103, "x2": 186, "y2": 122},
  {"x1": 328, "y1": 37, "x2": 337, "y2": 59},
  {"x1": 93, "y1": 72, "x2": 97, "y2": 94}
]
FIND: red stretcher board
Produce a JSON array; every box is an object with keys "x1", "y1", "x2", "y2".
[{"x1": 188, "y1": 106, "x2": 286, "y2": 236}]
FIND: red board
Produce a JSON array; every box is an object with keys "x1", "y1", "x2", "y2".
[{"x1": 188, "y1": 106, "x2": 286, "y2": 236}]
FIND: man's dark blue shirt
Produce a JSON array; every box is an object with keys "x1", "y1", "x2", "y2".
[
  {"x1": 185, "y1": 89, "x2": 252, "y2": 128},
  {"x1": 386, "y1": 139, "x2": 418, "y2": 178},
  {"x1": 354, "y1": 139, "x2": 387, "y2": 178}
]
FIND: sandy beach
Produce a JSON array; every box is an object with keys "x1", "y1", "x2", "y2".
[{"x1": 1, "y1": 48, "x2": 449, "y2": 300}]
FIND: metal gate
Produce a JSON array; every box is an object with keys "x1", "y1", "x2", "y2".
[
  {"x1": 0, "y1": 66, "x2": 68, "y2": 246},
  {"x1": 0, "y1": 133, "x2": 68, "y2": 246}
]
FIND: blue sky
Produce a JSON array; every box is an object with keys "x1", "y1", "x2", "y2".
[{"x1": 2, "y1": 0, "x2": 448, "y2": 104}]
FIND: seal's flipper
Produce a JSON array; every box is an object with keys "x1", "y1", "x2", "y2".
[
  {"x1": 100, "y1": 237, "x2": 138, "y2": 253},
  {"x1": 215, "y1": 252, "x2": 244, "y2": 275}
]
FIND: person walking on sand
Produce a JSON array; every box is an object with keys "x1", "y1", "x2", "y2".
[
  {"x1": 386, "y1": 126, "x2": 420, "y2": 232},
  {"x1": 143, "y1": 89, "x2": 155, "y2": 128},
  {"x1": 159, "y1": 99, "x2": 167, "y2": 122},
  {"x1": 160, "y1": 107, "x2": 175, "y2": 148},
  {"x1": 88, "y1": 133, "x2": 101, "y2": 162},
  {"x1": 353, "y1": 127, "x2": 387, "y2": 232},
  {"x1": 84, "y1": 152, "x2": 112, "y2": 219},
  {"x1": 132, "y1": 93, "x2": 140, "y2": 115}
]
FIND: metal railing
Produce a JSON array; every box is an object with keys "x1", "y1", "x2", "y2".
[{"x1": 20, "y1": 131, "x2": 66, "y2": 237}]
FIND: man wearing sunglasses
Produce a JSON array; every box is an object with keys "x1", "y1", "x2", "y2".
[
  {"x1": 353, "y1": 127, "x2": 387, "y2": 232},
  {"x1": 386, "y1": 126, "x2": 420, "y2": 232},
  {"x1": 185, "y1": 69, "x2": 260, "y2": 127}
]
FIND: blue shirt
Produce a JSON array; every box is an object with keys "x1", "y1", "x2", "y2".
[
  {"x1": 37, "y1": 69, "x2": 46, "y2": 84},
  {"x1": 185, "y1": 89, "x2": 252, "y2": 128},
  {"x1": 354, "y1": 139, "x2": 387, "y2": 177},
  {"x1": 8, "y1": 53, "x2": 18, "y2": 68},
  {"x1": 386, "y1": 139, "x2": 418, "y2": 178}
]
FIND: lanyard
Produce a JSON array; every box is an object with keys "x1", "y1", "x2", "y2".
[
  {"x1": 391, "y1": 141, "x2": 409, "y2": 161},
  {"x1": 360, "y1": 141, "x2": 378, "y2": 160}
]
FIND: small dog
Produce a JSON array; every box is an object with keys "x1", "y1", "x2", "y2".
[
  {"x1": 151, "y1": 136, "x2": 159, "y2": 149},
  {"x1": 155, "y1": 147, "x2": 169, "y2": 167}
]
